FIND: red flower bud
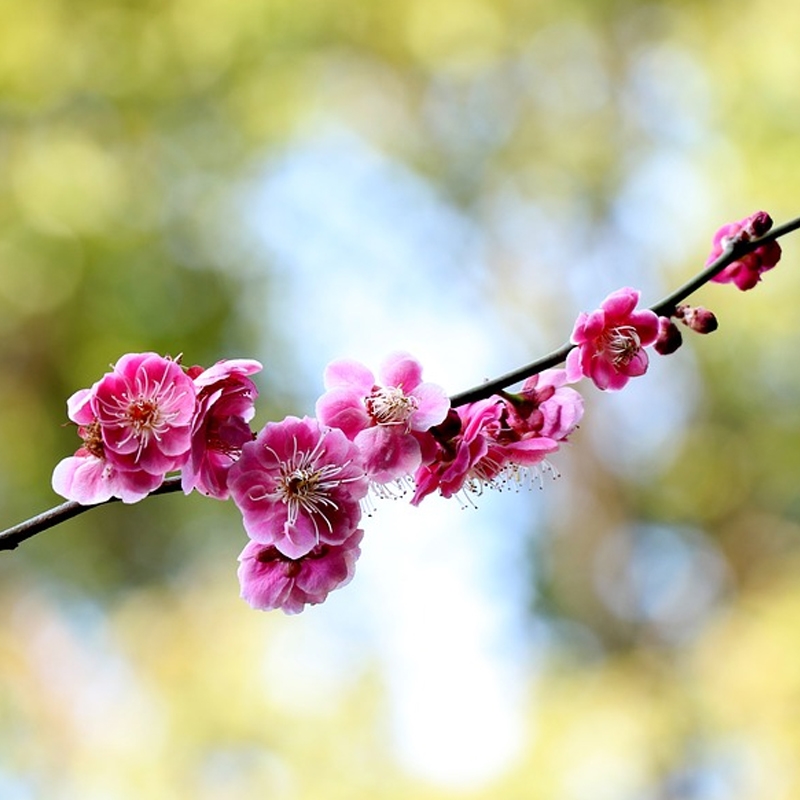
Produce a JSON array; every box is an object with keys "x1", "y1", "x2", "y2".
[
  {"x1": 654, "y1": 317, "x2": 683, "y2": 355},
  {"x1": 675, "y1": 305, "x2": 718, "y2": 334}
]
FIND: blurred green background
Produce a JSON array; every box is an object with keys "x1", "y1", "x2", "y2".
[{"x1": 3, "y1": 0, "x2": 800, "y2": 797}]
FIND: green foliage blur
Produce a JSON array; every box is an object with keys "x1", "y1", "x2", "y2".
[{"x1": 3, "y1": 0, "x2": 800, "y2": 797}]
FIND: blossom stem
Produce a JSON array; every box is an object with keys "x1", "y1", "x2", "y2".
[{"x1": 3, "y1": 214, "x2": 800, "y2": 549}]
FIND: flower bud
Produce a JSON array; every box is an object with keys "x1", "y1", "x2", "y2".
[
  {"x1": 743, "y1": 210, "x2": 773, "y2": 240},
  {"x1": 654, "y1": 317, "x2": 683, "y2": 355},
  {"x1": 675, "y1": 304, "x2": 718, "y2": 334}
]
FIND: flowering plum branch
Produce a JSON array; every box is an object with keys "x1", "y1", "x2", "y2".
[{"x1": 1, "y1": 211, "x2": 797, "y2": 614}]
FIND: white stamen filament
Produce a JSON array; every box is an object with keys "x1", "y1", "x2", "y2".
[
  {"x1": 261, "y1": 435, "x2": 363, "y2": 540},
  {"x1": 601, "y1": 325, "x2": 641, "y2": 367},
  {"x1": 365, "y1": 386, "x2": 418, "y2": 427},
  {"x1": 95, "y1": 360, "x2": 190, "y2": 463}
]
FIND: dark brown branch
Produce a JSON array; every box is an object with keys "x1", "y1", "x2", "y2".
[{"x1": 0, "y1": 476, "x2": 184, "y2": 551}]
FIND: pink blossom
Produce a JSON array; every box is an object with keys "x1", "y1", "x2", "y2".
[
  {"x1": 316, "y1": 352, "x2": 449, "y2": 484},
  {"x1": 52, "y1": 353, "x2": 196, "y2": 504},
  {"x1": 412, "y1": 403, "x2": 494, "y2": 504},
  {"x1": 512, "y1": 369, "x2": 585, "y2": 442},
  {"x1": 228, "y1": 416, "x2": 368, "y2": 559},
  {"x1": 237, "y1": 529, "x2": 363, "y2": 614},
  {"x1": 181, "y1": 358, "x2": 262, "y2": 499},
  {"x1": 707, "y1": 211, "x2": 781, "y2": 291},
  {"x1": 51, "y1": 431, "x2": 164, "y2": 505},
  {"x1": 412, "y1": 395, "x2": 561, "y2": 506},
  {"x1": 93, "y1": 353, "x2": 197, "y2": 474},
  {"x1": 566, "y1": 287, "x2": 659, "y2": 391}
]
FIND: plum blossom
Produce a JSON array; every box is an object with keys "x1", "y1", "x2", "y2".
[
  {"x1": 412, "y1": 403, "x2": 495, "y2": 504},
  {"x1": 508, "y1": 369, "x2": 585, "y2": 443},
  {"x1": 51, "y1": 421, "x2": 164, "y2": 504},
  {"x1": 237, "y1": 529, "x2": 363, "y2": 614},
  {"x1": 52, "y1": 352, "x2": 197, "y2": 504},
  {"x1": 228, "y1": 416, "x2": 368, "y2": 559},
  {"x1": 708, "y1": 211, "x2": 782, "y2": 291},
  {"x1": 316, "y1": 352, "x2": 449, "y2": 485},
  {"x1": 411, "y1": 373, "x2": 581, "y2": 506},
  {"x1": 93, "y1": 352, "x2": 197, "y2": 474},
  {"x1": 566, "y1": 287, "x2": 659, "y2": 391},
  {"x1": 182, "y1": 359, "x2": 262, "y2": 499}
]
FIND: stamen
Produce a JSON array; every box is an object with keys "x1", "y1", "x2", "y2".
[
  {"x1": 261, "y1": 435, "x2": 364, "y2": 538},
  {"x1": 601, "y1": 325, "x2": 642, "y2": 367},
  {"x1": 80, "y1": 420, "x2": 105, "y2": 459},
  {"x1": 365, "y1": 386, "x2": 418, "y2": 427}
]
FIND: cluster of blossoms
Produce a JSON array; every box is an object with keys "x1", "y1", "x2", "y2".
[
  {"x1": 53, "y1": 353, "x2": 261, "y2": 504},
  {"x1": 51, "y1": 212, "x2": 782, "y2": 613}
]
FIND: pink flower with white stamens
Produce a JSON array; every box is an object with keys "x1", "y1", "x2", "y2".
[
  {"x1": 566, "y1": 287, "x2": 659, "y2": 391},
  {"x1": 316, "y1": 352, "x2": 449, "y2": 485},
  {"x1": 411, "y1": 395, "x2": 562, "y2": 506},
  {"x1": 51, "y1": 399, "x2": 164, "y2": 505},
  {"x1": 237, "y1": 529, "x2": 363, "y2": 614},
  {"x1": 228, "y1": 416, "x2": 368, "y2": 559},
  {"x1": 93, "y1": 352, "x2": 197, "y2": 474},
  {"x1": 181, "y1": 358, "x2": 262, "y2": 499},
  {"x1": 52, "y1": 352, "x2": 197, "y2": 504}
]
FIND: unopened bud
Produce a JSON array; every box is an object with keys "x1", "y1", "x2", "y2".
[
  {"x1": 675, "y1": 304, "x2": 718, "y2": 334},
  {"x1": 743, "y1": 210, "x2": 773, "y2": 240},
  {"x1": 654, "y1": 317, "x2": 683, "y2": 355}
]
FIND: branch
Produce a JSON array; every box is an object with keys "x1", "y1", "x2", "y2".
[
  {"x1": 3, "y1": 214, "x2": 799, "y2": 551},
  {"x1": 0, "y1": 476, "x2": 183, "y2": 551}
]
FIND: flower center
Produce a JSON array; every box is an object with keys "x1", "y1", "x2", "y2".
[
  {"x1": 602, "y1": 325, "x2": 642, "y2": 367},
  {"x1": 266, "y1": 436, "x2": 358, "y2": 536},
  {"x1": 126, "y1": 399, "x2": 162, "y2": 435},
  {"x1": 365, "y1": 386, "x2": 417, "y2": 427},
  {"x1": 280, "y1": 467, "x2": 322, "y2": 504}
]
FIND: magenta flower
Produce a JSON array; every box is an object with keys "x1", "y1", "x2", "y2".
[
  {"x1": 412, "y1": 396, "x2": 561, "y2": 506},
  {"x1": 93, "y1": 352, "x2": 197, "y2": 474},
  {"x1": 513, "y1": 369, "x2": 585, "y2": 442},
  {"x1": 51, "y1": 425, "x2": 164, "y2": 504},
  {"x1": 181, "y1": 358, "x2": 262, "y2": 499},
  {"x1": 412, "y1": 402, "x2": 495, "y2": 504},
  {"x1": 566, "y1": 287, "x2": 659, "y2": 391},
  {"x1": 466, "y1": 400, "x2": 560, "y2": 489},
  {"x1": 237, "y1": 529, "x2": 363, "y2": 614},
  {"x1": 316, "y1": 352, "x2": 449, "y2": 485},
  {"x1": 708, "y1": 211, "x2": 782, "y2": 291},
  {"x1": 52, "y1": 354, "x2": 196, "y2": 504},
  {"x1": 228, "y1": 416, "x2": 369, "y2": 559}
]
